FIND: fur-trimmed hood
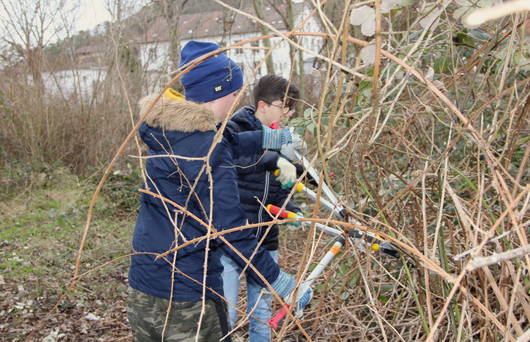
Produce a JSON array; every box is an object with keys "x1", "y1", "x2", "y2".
[{"x1": 138, "y1": 91, "x2": 216, "y2": 132}]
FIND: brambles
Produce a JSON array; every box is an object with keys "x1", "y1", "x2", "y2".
[{"x1": 1, "y1": 0, "x2": 528, "y2": 341}]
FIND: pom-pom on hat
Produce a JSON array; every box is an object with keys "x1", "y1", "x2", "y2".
[{"x1": 179, "y1": 40, "x2": 243, "y2": 103}]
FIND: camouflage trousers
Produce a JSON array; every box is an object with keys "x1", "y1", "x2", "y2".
[{"x1": 127, "y1": 287, "x2": 232, "y2": 342}]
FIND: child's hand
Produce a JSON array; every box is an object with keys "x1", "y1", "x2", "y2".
[
  {"x1": 280, "y1": 130, "x2": 306, "y2": 161},
  {"x1": 270, "y1": 270, "x2": 295, "y2": 298},
  {"x1": 295, "y1": 287, "x2": 313, "y2": 317},
  {"x1": 269, "y1": 271, "x2": 313, "y2": 328},
  {"x1": 275, "y1": 157, "x2": 296, "y2": 188}
]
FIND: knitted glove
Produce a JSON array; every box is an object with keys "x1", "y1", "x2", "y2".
[
  {"x1": 295, "y1": 287, "x2": 313, "y2": 317},
  {"x1": 276, "y1": 157, "x2": 297, "y2": 188},
  {"x1": 280, "y1": 130, "x2": 306, "y2": 161},
  {"x1": 270, "y1": 270, "x2": 296, "y2": 298},
  {"x1": 271, "y1": 270, "x2": 313, "y2": 316},
  {"x1": 262, "y1": 125, "x2": 292, "y2": 150}
]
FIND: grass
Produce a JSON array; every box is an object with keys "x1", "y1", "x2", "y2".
[
  {"x1": 0, "y1": 174, "x2": 133, "y2": 276},
  {"x1": 0, "y1": 165, "x2": 137, "y2": 341}
]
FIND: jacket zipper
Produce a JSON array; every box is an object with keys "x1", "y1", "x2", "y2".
[{"x1": 256, "y1": 171, "x2": 271, "y2": 239}]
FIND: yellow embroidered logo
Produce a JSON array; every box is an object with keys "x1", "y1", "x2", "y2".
[{"x1": 214, "y1": 85, "x2": 223, "y2": 92}]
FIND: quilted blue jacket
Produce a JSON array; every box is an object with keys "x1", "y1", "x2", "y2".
[
  {"x1": 128, "y1": 93, "x2": 279, "y2": 303},
  {"x1": 226, "y1": 106, "x2": 300, "y2": 250}
]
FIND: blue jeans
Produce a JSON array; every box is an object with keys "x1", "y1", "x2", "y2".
[{"x1": 221, "y1": 250, "x2": 278, "y2": 342}]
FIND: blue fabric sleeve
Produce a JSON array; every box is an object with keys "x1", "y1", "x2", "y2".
[
  {"x1": 230, "y1": 130, "x2": 264, "y2": 158},
  {"x1": 234, "y1": 151, "x2": 279, "y2": 176},
  {"x1": 210, "y1": 139, "x2": 280, "y2": 286},
  {"x1": 285, "y1": 199, "x2": 301, "y2": 214}
]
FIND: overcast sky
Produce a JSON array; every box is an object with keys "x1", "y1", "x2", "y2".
[
  {"x1": 0, "y1": 0, "x2": 148, "y2": 46},
  {"x1": 76, "y1": 0, "x2": 149, "y2": 32},
  {"x1": 77, "y1": 0, "x2": 112, "y2": 31}
]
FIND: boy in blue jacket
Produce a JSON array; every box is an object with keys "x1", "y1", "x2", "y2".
[
  {"x1": 127, "y1": 41, "x2": 311, "y2": 342},
  {"x1": 221, "y1": 75, "x2": 303, "y2": 342}
]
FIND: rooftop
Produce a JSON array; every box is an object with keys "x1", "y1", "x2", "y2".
[{"x1": 141, "y1": 6, "x2": 289, "y2": 43}]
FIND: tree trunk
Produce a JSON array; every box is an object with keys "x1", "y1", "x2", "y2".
[
  {"x1": 252, "y1": 0, "x2": 275, "y2": 74},
  {"x1": 27, "y1": 47, "x2": 44, "y2": 88},
  {"x1": 155, "y1": 0, "x2": 188, "y2": 70}
]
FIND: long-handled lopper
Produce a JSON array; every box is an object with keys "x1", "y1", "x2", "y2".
[
  {"x1": 266, "y1": 204, "x2": 399, "y2": 259},
  {"x1": 275, "y1": 150, "x2": 401, "y2": 258},
  {"x1": 273, "y1": 170, "x2": 343, "y2": 218},
  {"x1": 292, "y1": 150, "x2": 346, "y2": 217},
  {"x1": 268, "y1": 237, "x2": 345, "y2": 330}
]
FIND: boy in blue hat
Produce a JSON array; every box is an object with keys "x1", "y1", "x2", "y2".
[{"x1": 127, "y1": 41, "x2": 312, "y2": 342}]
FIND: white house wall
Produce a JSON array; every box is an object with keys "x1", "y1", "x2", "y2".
[
  {"x1": 138, "y1": 41, "x2": 171, "y2": 72},
  {"x1": 224, "y1": 34, "x2": 293, "y2": 81},
  {"x1": 41, "y1": 68, "x2": 106, "y2": 100},
  {"x1": 139, "y1": 8, "x2": 324, "y2": 82},
  {"x1": 218, "y1": 33, "x2": 323, "y2": 81},
  {"x1": 140, "y1": 35, "x2": 323, "y2": 76}
]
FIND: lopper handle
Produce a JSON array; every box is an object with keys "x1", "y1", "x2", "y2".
[
  {"x1": 269, "y1": 304, "x2": 290, "y2": 330},
  {"x1": 269, "y1": 239, "x2": 344, "y2": 330},
  {"x1": 266, "y1": 204, "x2": 300, "y2": 219}
]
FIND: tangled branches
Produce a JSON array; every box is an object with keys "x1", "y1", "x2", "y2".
[{"x1": 68, "y1": 1, "x2": 529, "y2": 341}]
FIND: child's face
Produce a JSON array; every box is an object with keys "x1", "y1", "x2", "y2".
[
  {"x1": 259, "y1": 100, "x2": 295, "y2": 126},
  {"x1": 210, "y1": 91, "x2": 240, "y2": 122}
]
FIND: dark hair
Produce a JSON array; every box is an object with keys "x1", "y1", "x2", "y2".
[{"x1": 253, "y1": 75, "x2": 300, "y2": 109}]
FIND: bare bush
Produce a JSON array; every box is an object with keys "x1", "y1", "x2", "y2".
[{"x1": 1, "y1": 0, "x2": 528, "y2": 341}]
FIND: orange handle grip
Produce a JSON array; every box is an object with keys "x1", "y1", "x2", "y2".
[
  {"x1": 269, "y1": 305, "x2": 290, "y2": 330},
  {"x1": 266, "y1": 204, "x2": 298, "y2": 219}
]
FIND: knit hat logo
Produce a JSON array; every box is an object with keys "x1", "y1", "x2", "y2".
[{"x1": 179, "y1": 41, "x2": 243, "y2": 103}]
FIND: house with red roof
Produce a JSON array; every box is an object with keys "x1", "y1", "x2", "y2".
[{"x1": 137, "y1": 3, "x2": 323, "y2": 81}]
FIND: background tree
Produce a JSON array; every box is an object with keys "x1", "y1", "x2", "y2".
[
  {"x1": 258, "y1": 0, "x2": 313, "y2": 109},
  {"x1": 252, "y1": 0, "x2": 276, "y2": 74},
  {"x1": 151, "y1": 0, "x2": 188, "y2": 70},
  {"x1": 0, "y1": 0, "x2": 74, "y2": 87}
]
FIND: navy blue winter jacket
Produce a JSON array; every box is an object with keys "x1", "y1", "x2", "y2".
[
  {"x1": 226, "y1": 106, "x2": 300, "y2": 251},
  {"x1": 128, "y1": 94, "x2": 280, "y2": 303}
]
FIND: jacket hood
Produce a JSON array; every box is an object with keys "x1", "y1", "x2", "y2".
[
  {"x1": 138, "y1": 90, "x2": 216, "y2": 132},
  {"x1": 231, "y1": 106, "x2": 262, "y2": 132}
]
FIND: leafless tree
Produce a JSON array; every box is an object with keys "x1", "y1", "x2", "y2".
[
  {"x1": 254, "y1": 0, "x2": 306, "y2": 102},
  {"x1": 0, "y1": 0, "x2": 74, "y2": 86},
  {"x1": 152, "y1": 0, "x2": 189, "y2": 69},
  {"x1": 252, "y1": 0, "x2": 275, "y2": 74}
]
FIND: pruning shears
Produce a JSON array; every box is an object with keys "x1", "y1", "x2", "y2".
[
  {"x1": 269, "y1": 237, "x2": 345, "y2": 330},
  {"x1": 266, "y1": 204, "x2": 399, "y2": 258},
  {"x1": 270, "y1": 121, "x2": 401, "y2": 257},
  {"x1": 267, "y1": 123, "x2": 405, "y2": 330},
  {"x1": 273, "y1": 169, "x2": 342, "y2": 217},
  {"x1": 293, "y1": 150, "x2": 347, "y2": 218}
]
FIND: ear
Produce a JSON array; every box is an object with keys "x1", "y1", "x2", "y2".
[{"x1": 257, "y1": 100, "x2": 268, "y2": 111}]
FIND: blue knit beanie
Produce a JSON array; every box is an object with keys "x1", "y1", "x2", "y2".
[{"x1": 179, "y1": 41, "x2": 243, "y2": 103}]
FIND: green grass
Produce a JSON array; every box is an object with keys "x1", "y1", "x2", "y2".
[
  {"x1": 0, "y1": 165, "x2": 137, "y2": 340},
  {"x1": 0, "y1": 163, "x2": 138, "y2": 279}
]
